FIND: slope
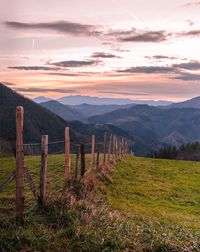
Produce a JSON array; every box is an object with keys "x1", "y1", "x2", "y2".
[
  {"x1": 88, "y1": 104, "x2": 200, "y2": 154},
  {"x1": 40, "y1": 100, "x2": 85, "y2": 122}
]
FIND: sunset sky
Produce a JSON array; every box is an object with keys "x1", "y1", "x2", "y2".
[{"x1": 1, "y1": 0, "x2": 200, "y2": 101}]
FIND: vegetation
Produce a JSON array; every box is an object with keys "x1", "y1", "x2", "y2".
[
  {"x1": 1, "y1": 155, "x2": 200, "y2": 251},
  {"x1": 0, "y1": 83, "x2": 132, "y2": 146},
  {"x1": 150, "y1": 141, "x2": 200, "y2": 161},
  {"x1": 88, "y1": 104, "x2": 200, "y2": 155}
]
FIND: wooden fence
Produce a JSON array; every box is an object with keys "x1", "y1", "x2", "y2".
[{"x1": 0, "y1": 106, "x2": 130, "y2": 221}]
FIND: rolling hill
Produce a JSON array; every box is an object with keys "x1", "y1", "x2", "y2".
[
  {"x1": 88, "y1": 104, "x2": 200, "y2": 154},
  {"x1": 0, "y1": 83, "x2": 134, "y2": 147},
  {"x1": 40, "y1": 100, "x2": 85, "y2": 122},
  {"x1": 70, "y1": 103, "x2": 136, "y2": 118},
  {"x1": 168, "y1": 96, "x2": 200, "y2": 109}
]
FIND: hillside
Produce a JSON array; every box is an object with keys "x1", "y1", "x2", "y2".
[
  {"x1": 0, "y1": 83, "x2": 133, "y2": 146},
  {"x1": 168, "y1": 96, "x2": 200, "y2": 109},
  {"x1": 88, "y1": 104, "x2": 200, "y2": 154},
  {"x1": 33, "y1": 96, "x2": 52, "y2": 103},
  {"x1": 41, "y1": 100, "x2": 85, "y2": 122},
  {"x1": 70, "y1": 103, "x2": 136, "y2": 118},
  {"x1": 1, "y1": 156, "x2": 200, "y2": 251}
]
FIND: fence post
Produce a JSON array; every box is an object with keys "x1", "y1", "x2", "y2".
[
  {"x1": 112, "y1": 135, "x2": 116, "y2": 160},
  {"x1": 122, "y1": 138, "x2": 124, "y2": 157},
  {"x1": 39, "y1": 135, "x2": 48, "y2": 205},
  {"x1": 108, "y1": 133, "x2": 112, "y2": 161},
  {"x1": 115, "y1": 137, "x2": 118, "y2": 158},
  {"x1": 80, "y1": 144, "x2": 86, "y2": 177},
  {"x1": 74, "y1": 150, "x2": 79, "y2": 180},
  {"x1": 16, "y1": 106, "x2": 25, "y2": 221},
  {"x1": 65, "y1": 127, "x2": 71, "y2": 185},
  {"x1": 38, "y1": 135, "x2": 48, "y2": 205},
  {"x1": 91, "y1": 135, "x2": 95, "y2": 167},
  {"x1": 103, "y1": 132, "x2": 107, "y2": 165}
]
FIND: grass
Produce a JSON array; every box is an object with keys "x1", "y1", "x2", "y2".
[
  {"x1": 106, "y1": 157, "x2": 200, "y2": 229},
  {"x1": 1, "y1": 155, "x2": 200, "y2": 251}
]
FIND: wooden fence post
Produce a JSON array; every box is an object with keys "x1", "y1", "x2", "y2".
[
  {"x1": 108, "y1": 133, "x2": 112, "y2": 161},
  {"x1": 91, "y1": 135, "x2": 95, "y2": 167},
  {"x1": 115, "y1": 137, "x2": 118, "y2": 158},
  {"x1": 103, "y1": 132, "x2": 107, "y2": 165},
  {"x1": 16, "y1": 106, "x2": 25, "y2": 221},
  {"x1": 112, "y1": 135, "x2": 116, "y2": 160},
  {"x1": 122, "y1": 138, "x2": 124, "y2": 157},
  {"x1": 80, "y1": 144, "x2": 86, "y2": 177},
  {"x1": 65, "y1": 127, "x2": 71, "y2": 185},
  {"x1": 39, "y1": 135, "x2": 48, "y2": 205},
  {"x1": 74, "y1": 150, "x2": 79, "y2": 180}
]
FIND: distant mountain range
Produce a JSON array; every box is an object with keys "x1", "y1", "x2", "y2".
[
  {"x1": 41, "y1": 101, "x2": 136, "y2": 121},
  {"x1": 34, "y1": 95, "x2": 172, "y2": 106},
  {"x1": 33, "y1": 96, "x2": 52, "y2": 103},
  {"x1": 41, "y1": 100, "x2": 85, "y2": 122},
  {"x1": 4, "y1": 82, "x2": 200, "y2": 156},
  {"x1": 88, "y1": 104, "x2": 200, "y2": 155},
  {"x1": 0, "y1": 83, "x2": 134, "y2": 147},
  {"x1": 168, "y1": 96, "x2": 200, "y2": 109}
]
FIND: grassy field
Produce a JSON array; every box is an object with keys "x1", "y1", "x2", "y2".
[{"x1": 1, "y1": 155, "x2": 200, "y2": 251}]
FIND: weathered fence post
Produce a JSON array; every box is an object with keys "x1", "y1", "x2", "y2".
[
  {"x1": 65, "y1": 127, "x2": 71, "y2": 185},
  {"x1": 108, "y1": 133, "x2": 112, "y2": 161},
  {"x1": 112, "y1": 135, "x2": 116, "y2": 160},
  {"x1": 39, "y1": 135, "x2": 48, "y2": 205},
  {"x1": 91, "y1": 135, "x2": 95, "y2": 167},
  {"x1": 74, "y1": 150, "x2": 79, "y2": 180},
  {"x1": 103, "y1": 132, "x2": 107, "y2": 165},
  {"x1": 115, "y1": 137, "x2": 118, "y2": 158},
  {"x1": 16, "y1": 106, "x2": 25, "y2": 221},
  {"x1": 80, "y1": 144, "x2": 86, "y2": 177}
]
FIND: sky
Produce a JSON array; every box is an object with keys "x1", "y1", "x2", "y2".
[{"x1": 1, "y1": 0, "x2": 200, "y2": 101}]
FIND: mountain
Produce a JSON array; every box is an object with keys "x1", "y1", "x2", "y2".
[
  {"x1": 88, "y1": 104, "x2": 200, "y2": 155},
  {"x1": 168, "y1": 96, "x2": 200, "y2": 109},
  {"x1": 33, "y1": 96, "x2": 52, "y2": 103},
  {"x1": 70, "y1": 103, "x2": 136, "y2": 118},
  {"x1": 41, "y1": 100, "x2": 85, "y2": 122},
  {"x1": 0, "y1": 83, "x2": 133, "y2": 149},
  {"x1": 58, "y1": 95, "x2": 172, "y2": 106}
]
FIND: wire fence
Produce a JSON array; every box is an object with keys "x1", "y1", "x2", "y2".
[
  {"x1": 0, "y1": 153, "x2": 16, "y2": 218},
  {"x1": 0, "y1": 106, "x2": 130, "y2": 221}
]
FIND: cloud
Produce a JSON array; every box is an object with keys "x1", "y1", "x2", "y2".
[
  {"x1": 105, "y1": 28, "x2": 169, "y2": 43},
  {"x1": 5, "y1": 20, "x2": 171, "y2": 43},
  {"x1": 15, "y1": 87, "x2": 80, "y2": 93},
  {"x1": 46, "y1": 72, "x2": 84, "y2": 77},
  {"x1": 118, "y1": 31, "x2": 169, "y2": 43},
  {"x1": 173, "y1": 61, "x2": 200, "y2": 70},
  {"x1": 179, "y1": 30, "x2": 200, "y2": 37},
  {"x1": 8, "y1": 66, "x2": 59, "y2": 71},
  {"x1": 4, "y1": 20, "x2": 100, "y2": 36},
  {"x1": 91, "y1": 52, "x2": 120, "y2": 58},
  {"x1": 100, "y1": 90, "x2": 149, "y2": 96},
  {"x1": 50, "y1": 60, "x2": 99, "y2": 68},
  {"x1": 183, "y1": 1, "x2": 200, "y2": 7},
  {"x1": 171, "y1": 72, "x2": 200, "y2": 81},
  {"x1": 145, "y1": 55, "x2": 178, "y2": 60},
  {"x1": 118, "y1": 66, "x2": 175, "y2": 74}
]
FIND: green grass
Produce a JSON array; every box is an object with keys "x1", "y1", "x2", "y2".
[
  {"x1": 1, "y1": 155, "x2": 200, "y2": 251},
  {"x1": 106, "y1": 157, "x2": 200, "y2": 229},
  {"x1": 0, "y1": 154, "x2": 91, "y2": 218}
]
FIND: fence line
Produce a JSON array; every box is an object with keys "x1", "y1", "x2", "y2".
[{"x1": 0, "y1": 106, "x2": 131, "y2": 221}]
